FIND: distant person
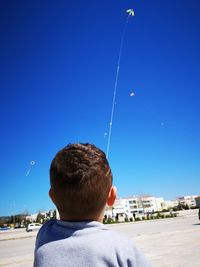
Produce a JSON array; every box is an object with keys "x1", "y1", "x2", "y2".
[
  {"x1": 34, "y1": 143, "x2": 152, "y2": 267},
  {"x1": 199, "y1": 207, "x2": 200, "y2": 220}
]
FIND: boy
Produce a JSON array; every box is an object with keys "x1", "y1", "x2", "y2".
[{"x1": 34, "y1": 143, "x2": 152, "y2": 267}]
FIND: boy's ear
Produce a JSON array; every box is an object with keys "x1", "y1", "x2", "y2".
[
  {"x1": 107, "y1": 186, "x2": 117, "y2": 206},
  {"x1": 49, "y1": 188, "x2": 56, "y2": 205}
]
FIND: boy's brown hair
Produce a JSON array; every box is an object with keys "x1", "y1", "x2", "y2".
[{"x1": 50, "y1": 143, "x2": 113, "y2": 220}]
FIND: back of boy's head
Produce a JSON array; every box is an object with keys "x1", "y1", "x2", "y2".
[{"x1": 50, "y1": 143, "x2": 113, "y2": 220}]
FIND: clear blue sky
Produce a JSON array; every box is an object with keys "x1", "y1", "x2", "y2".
[{"x1": 0, "y1": 0, "x2": 200, "y2": 216}]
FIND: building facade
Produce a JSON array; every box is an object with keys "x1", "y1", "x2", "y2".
[{"x1": 105, "y1": 195, "x2": 165, "y2": 219}]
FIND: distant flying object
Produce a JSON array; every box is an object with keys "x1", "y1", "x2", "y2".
[
  {"x1": 130, "y1": 91, "x2": 135, "y2": 97},
  {"x1": 126, "y1": 9, "x2": 135, "y2": 17},
  {"x1": 25, "y1": 160, "x2": 36, "y2": 176}
]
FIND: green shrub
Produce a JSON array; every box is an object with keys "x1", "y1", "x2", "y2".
[
  {"x1": 103, "y1": 217, "x2": 114, "y2": 224},
  {"x1": 135, "y1": 217, "x2": 141, "y2": 221}
]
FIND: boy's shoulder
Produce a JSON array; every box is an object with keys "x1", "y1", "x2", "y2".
[
  {"x1": 36, "y1": 220, "x2": 132, "y2": 249},
  {"x1": 36, "y1": 219, "x2": 132, "y2": 248},
  {"x1": 35, "y1": 220, "x2": 152, "y2": 267}
]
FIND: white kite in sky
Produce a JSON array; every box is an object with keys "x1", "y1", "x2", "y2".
[
  {"x1": 126, "y1": 9, "x2": 135, "y2": 17},
  {"x1": 25, "y1": 160, "x2": 36, "y2": 176}
]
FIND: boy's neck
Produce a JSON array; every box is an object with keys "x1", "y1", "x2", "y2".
[{"x1": 59, "y1": 212, "x2": 104, "y2": 223}]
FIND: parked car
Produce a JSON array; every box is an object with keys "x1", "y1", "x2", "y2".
[
  {"x1": 0, "y1": 226, "x2": 11, "y2": 231},
  {"x1": 26, "y1": 223, "x2": 42, "y2": 232}
]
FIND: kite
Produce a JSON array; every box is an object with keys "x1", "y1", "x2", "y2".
[
  {"x1": 106, "y1": 8, "x2": 135, "y2": 158},
  {"x1": 25, "y1": 160, "x2": 36, "y2": 176},
  {"x1": 126, "y1": 9, "x2": 135, "y2": 17},
  {"x1": 130, "y1": 91, "x2": 135, "y2": 97}
]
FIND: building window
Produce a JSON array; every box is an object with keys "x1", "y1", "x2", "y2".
[{"x1": 129, "y1": 200, "x2": 136, "y2": 204}]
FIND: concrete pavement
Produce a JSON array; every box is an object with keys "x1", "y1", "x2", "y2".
[{"x1": 0, "y1": 209, "x2": 199, "y2": 267}]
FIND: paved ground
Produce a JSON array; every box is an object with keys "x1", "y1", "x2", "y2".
[
  {"x1": 0, "y1": 209, "x2": 199, "y2": 267},
  {"x1": 107, "y1": 211, "x2": 200, "y2": 267}
]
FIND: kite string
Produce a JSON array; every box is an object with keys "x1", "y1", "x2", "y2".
[
  {"x1": 26, "y1": 168, "x2": 31, "y2": 177},
  {"x1": 106, "y1": 15, "x2": 130, "y2": 158}
]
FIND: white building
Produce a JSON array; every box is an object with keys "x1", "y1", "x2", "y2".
[
  {"x1": 126, "y1": 196, "x2": 143, "y2": 214},
  {"x1": 138, "y1": 195, "x2": 165, "y2": 213},
  {"x1": 26, "y1": 213, "x2": 37, "y2": 222},
  {"x1": 163, "y1": 200, "x2": 179, "y2": 210},
  {"x1": 177, "y1": 195, "x2": 197, "y2": 208},
  {"x1": 111, "y1": 198, "x2": 133, "y2": 221},
  {"x1": 105, "y1": 195, "x2": 165, "y2": 220},
  {"x1": 154, "y1": 197, "x2": 165, "y2": 211}
]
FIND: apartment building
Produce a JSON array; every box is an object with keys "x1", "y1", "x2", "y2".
[
  {"x1": 177, "y1": 195, "x2": 197, "y2": 208},
  {"x1": 105, "y1": 195, "x2": 165, "y2": 219},
  {"x1": 163, "y1": 200, "x2": 179, "y2": 210}
]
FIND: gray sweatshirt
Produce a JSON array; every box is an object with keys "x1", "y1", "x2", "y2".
[{"x1": 34, "y1": 220, "x2": 152, "y2": 267}]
